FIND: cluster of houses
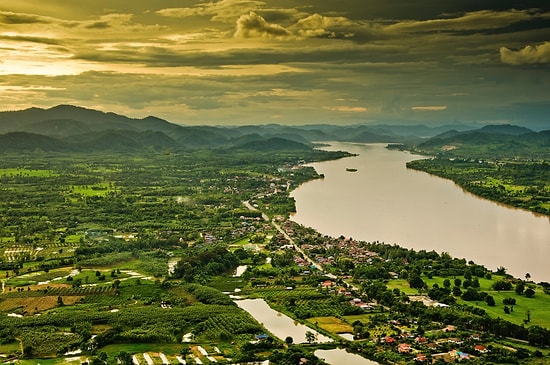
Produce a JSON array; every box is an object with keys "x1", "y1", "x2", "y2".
[
  {"x1": 278, "y1": 222, "x2": 382, "y2": 266},
  {"x1": 230, "y1": 216, "x2": 271, "y2": 241},
  {"x1": 377, "y1": 329, "x2": 489, "y2": 362}
]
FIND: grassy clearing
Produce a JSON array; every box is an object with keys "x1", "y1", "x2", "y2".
[
  {"x1": 208, "y1": 276, "x2": 246, "y2": 292},
  {"x1": 0, "y1": 296, "x2": 83, "y2": 314},
  {"x1": 101, "y1": 343, "x2": 185, "y2": 358},
  {"x1": 69, "y1": 269, "x2": 131, "y2": 284},
  {"x1": 461, "y1": 289, "x2": 550, "y2": 329},
  {"x1": 342, "y1": 314, "x2": 395, "y2": 337},
  {"x1": 0, "y1": 168, "x2": 58, "y2": 177},
  {"x1": 69, "y1": 183, "x2": 116, "y2": 197},
  {"x1": 16, "y1": 359, "x2": 63, "y2": 365},
  {"x1": 307, "y1": 316, "x2": 353, "y2": 334},
  {"x1": 0, "y1": 341, "x2": 21, "y2": 355},
  {"x1": 387, "y1": 275, "x2": 550, "y2": 329}
]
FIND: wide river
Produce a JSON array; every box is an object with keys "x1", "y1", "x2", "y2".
[{"x1": 291, "y1": 143, "x2": 550, "y2": 282}]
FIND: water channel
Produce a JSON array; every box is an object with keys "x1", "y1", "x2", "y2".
[
  {"x1": 235, "y1": 299, "x2": 331, "y2": 344},
  {"x1": 315, "y1": 349, "x2": 379, "y2": 365},
  {"x1": 291, "y1": 143, "x2": 550, "y2": 282}
]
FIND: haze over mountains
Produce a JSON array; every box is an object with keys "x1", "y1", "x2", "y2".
[{"x1": 0, "y1": 105, "x2": 548, "y2": 153}]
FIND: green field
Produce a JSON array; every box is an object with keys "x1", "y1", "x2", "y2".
[
  {"x1": 387, "y1": 275, "x2": 550, "y2": 329},
  {"x1": 0, "y1": 168, "x2": 58, "y2": 177}
]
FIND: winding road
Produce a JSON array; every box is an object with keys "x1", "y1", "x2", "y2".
[{"x1": 243, "y1": 200, "x2": 324, "y2": 272}]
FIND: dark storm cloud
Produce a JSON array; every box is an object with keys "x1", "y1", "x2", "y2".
[
  {"x1": 0, "y1": 11, "x2": 51, "y2": 24},
  {"x1": 0, "y1": 34, "x2": 61, "y2": 45},
  {"x1": 84, "y1": 22, "x2": 112, "y2": 30},
  {"x1": 0, "y1": 0, "x2": 549, "y2": 126}
]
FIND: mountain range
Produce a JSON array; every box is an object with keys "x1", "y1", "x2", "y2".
[{"x1": 0, "y1": 105, "x2": 547, "y2": 153}]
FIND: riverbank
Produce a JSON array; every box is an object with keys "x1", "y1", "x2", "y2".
[{"x1": 290, "y1": 143, "x2": 550, "y2": 282}]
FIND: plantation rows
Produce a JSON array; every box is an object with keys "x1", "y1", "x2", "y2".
[
  {"x1": 1, "y1": 286, "x2": 116, "y2": 298},
  {"x1": 201, "y1": 312, "x2": 262, "y2": 338},
  {"x1": 251, "y1": 287, "x2": 325, "y2": 303},
  {"x1": 248, "y1": 286, "x2": 366, "y2": 319},
  {"x1": 2, "y1": 241, "x2": 77, "y2": 263}
]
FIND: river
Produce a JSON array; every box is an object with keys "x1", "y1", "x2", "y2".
[
  {"x1": 291, "y1": 143, "x2": 550, "y2": 282},
  {"x1": 236, "y1": 298, "x2": 332, "y2": 344}
]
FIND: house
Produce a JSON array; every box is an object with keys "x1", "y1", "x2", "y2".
[
  {"x1": 398, "y1": 343, "x2": 411, "y2": 353},
  {"x1": 442, "y1": 325, "x2": 456, "y2": 332},
  {"x1": 413, "y1": 354, "x2": 428, "y2": 362},
  {"x1": 448, "y1": 337, "x2": 463, "y2": 345},
  {"x1": 384, "y1": 336, "x2": 396, "y2": 345},
  {"x1": 470, "y1": 333, "x2": 481, "y2": 341},
  {"x1": 415, "y1": 336, "x2": 428, "y2": 344},
  {"x1": 321, "y1": 280, "x2": 335, "y2": 288},
  {"x1": 474, "y1": 345, "x2": 488, "y2": 354}
]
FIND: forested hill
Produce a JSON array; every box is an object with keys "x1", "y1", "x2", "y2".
[
  {"x1": 0, "y1": 104, "x2": 479, "y2": 152},
  {"x1": 415, "y1": 125, "x2": 550, "y2": 159},
  {"x1": 1, "y1": 105, "x2": 547, "y2": 154}
]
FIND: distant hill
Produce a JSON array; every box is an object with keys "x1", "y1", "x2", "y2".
[
  {"x1": 476, "y1": 124, "x2": 533, "y2": 136},
  {"x1": 0, "y1": 105, "x2": 546, "y2": 154},
  {"x1": 0, "y1": 132, "x2": 68, "y2": 152},
  {"x1": 417, "y1": 124, "x2": 549, "y2": 159},
  {"x1": 235, "y1": 137, "x2": 311, "y2": 151}
]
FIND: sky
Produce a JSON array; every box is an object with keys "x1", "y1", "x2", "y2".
[{"x1": 0, "y1": 0, "x2": 549, "y2": 127}]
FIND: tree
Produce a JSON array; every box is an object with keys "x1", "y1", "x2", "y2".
[
  {"x1": 443, "y1": 279, "x2": 451, "y2": 288},
  {"x1": 57, "y1": 296, "x2": 64, "y2": 307},
  {"x1": 516, "y1": 282, "x2": 525, "y2": 295},
  {"x1": 525, "y1": 273, "x2": 531, "y2": 282},
  {"x1": 285, "y1": 336, "x2": 293, "y2": 345},
  {"x1": 525, "y1": 288, "x2": 535, "y2": 298},
  {"x1": 496, "y1": 266, "x2": 507, "y2": 275},
  {"x1": 485, "y1": 295, "x2": 495, "y2": 306},
  {"x1": 409, "y1": 274, "x2": 426, "y2": 290},
  {"x1": 23, "y1": 345, "x2": 34, "y2": 358},
  {"x1": 492, "y1": 280, "x2": 512, "y2": 291},
  {"x1": 305, "y1": 331, "x2": 315, "y2": 344},
  {"x1": 116, "y1": 351, "x2": 133, "y2": 365}
]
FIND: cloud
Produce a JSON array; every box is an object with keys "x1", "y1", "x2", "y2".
[
  {"x1": 386, "y1": 9, "x2": 547, "y2": 33},
  {"x1": 411, "y1": 106, "x2": 447, "y2": 111},
  {"x1": 156, "y1": 7, "x2": 203, "y2": 18},
  {"x1": 499, "y1": 42, "x2": 550, "y2": 65},
  {"x1": 295, "y1": 14, "x2": 364, "y2": 38},
  {"x1": 234, "y1": 12, "x2": 293, "y2": 39},
  {"x1": 157, "y1": 0, "x2": 266, "y2": 23},
  {"x1": 0, "y1": 34, "x2": 61, "y2": 45},
  {"x1": 0, "y1": 11, "x2": 52, "y2": 24},
  {"x1": 325, "y1": 106, "x2": 368, "y2": 112}
]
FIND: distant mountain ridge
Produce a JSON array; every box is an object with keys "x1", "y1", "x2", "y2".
[
  {"x1": 416, "y1": 124, "x2": 549, "y2": 159},
  {"x1": 0, "y1": 105, "x2": 547, "y2": 153}
]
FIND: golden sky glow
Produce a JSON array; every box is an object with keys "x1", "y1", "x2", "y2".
[{"x1": 0, "y1": 0, "x2": 549, "y2": 126}]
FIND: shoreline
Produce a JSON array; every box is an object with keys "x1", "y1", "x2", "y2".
[{"x1": 289, "y1": 142, "x2": 550, "y2": 282}]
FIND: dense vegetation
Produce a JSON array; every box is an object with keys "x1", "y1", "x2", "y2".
[
  {"x1": 406, "y1": 159, "x2": 550, "y2": 215},
  {"x1": 1, "y1": 109, "x2": 549, "y2": 364}
]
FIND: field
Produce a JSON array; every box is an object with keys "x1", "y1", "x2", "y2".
[
  {"x1": 0, "y1": 168, "x2": 58, "y2": 177},
  {"x1": 0, "y1": 295, "x2": 84, "y2": 314},
  {"x1": 386, "y1": 275, "x2": 550, "y2": 329},
  {"x1": 307, "y1": 316, "x2": 353, "y2": 334}
]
